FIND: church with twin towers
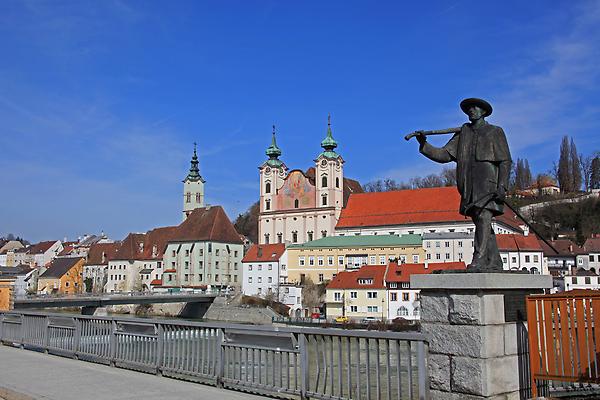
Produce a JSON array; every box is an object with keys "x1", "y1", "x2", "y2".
[{"x1": 258, "y1": 115, "x2": 363, "y2": 245}]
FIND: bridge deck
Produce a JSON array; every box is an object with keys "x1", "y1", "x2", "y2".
[
  {"x1": 14, "y1": 293, "x2": 218, "y2": 309},
  {"x1": 0, "y1": 345, "x2": 263, "y2": 400}
]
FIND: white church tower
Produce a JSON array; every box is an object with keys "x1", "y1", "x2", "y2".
[
  {"x1": 315, "y1": 114, "x2": 344, "y2": 215},
  {"x1": 182, "y1": 143, "x2": 205, "y2": 220}
]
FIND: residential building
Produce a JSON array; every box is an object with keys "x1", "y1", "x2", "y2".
[
  {"x1": 384, "y1": 261, "x2": 466, "y2": 321},
  {"x1": 326, "y1": 261, "x2": 466, "y2": 322},
  {"x1": 0, "y1": 241, "x2": 24, "y2": 266},
  {"x1": 182, "y1": 143, "x2": 206, "y2": 220},
  {"x1": 27, "y1": 240, "x2": 63, "y2": 267},
  {"x1": 575, "y1": 235, "x2": 600, "y2": 272},
  {"x1": 540, "y1": 239, "x2": 580, "y2": 276},
  {"x1": 0, "y1": 265, "x2": 38, "y2": 298},
  {"x1": 161, "y1": 206, "x2": 244, "y2": 290},
  {"x1": 422, "y1": 232, "x2": 474, "y2": 265},
  {"x1": 564, "y1": 270, "x2": 600, "y2": 291},
  {"x1": 497, "y1": 234, "x2": 546, "y2": 274},
  {"x1": 286, "y1": 234, "x2": 424, "y2": 285},
  {"x1": 83, "y1": 242, "x2": 121, "y2": 293},
  {"x1": 37, "y1": 257, "x2": 85, "y2": 295},
  {"x1": 258, "y1": 120, "x2": 363, "y2": 245},
  {"x1": 335, "y1": 187, "x2": 525, "y2": 237},
  {"x1": 326, "y1": 265, "x2": 387, "y2": 320},
  {"x1": 516, "y1": 176, "x2": 560, "y2": 197},
  {"x1": 241, "y1": 243, "x2": 287, "y2": 298},
  {"x1": 279, "y1": 283, "x2": 303, "y2": 316}
]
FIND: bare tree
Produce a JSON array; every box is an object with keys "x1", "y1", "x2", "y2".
[
  {"x1": 591, "y1": 156, "x2": 600, "y2": 190},
  {"x1": 580, "y1": 154, "x2": 594, "y2": 192},
  {"x1": 570, "y1": 138, "x2": 582, "y2": 192},
  {"x1": 441, "y1": 167, "x2": 457, "y2": 186}
]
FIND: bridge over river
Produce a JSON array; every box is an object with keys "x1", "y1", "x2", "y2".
[{"x1": 13, "y1": 293, "x2": 218, "y2": 316}]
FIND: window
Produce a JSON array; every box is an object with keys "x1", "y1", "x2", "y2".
[
  {"x1": 334, "y1": 292, "x2": 341, "y2": 301},
  {"x1": 215, "y1": 261, "x2": 219, "y2": 269},
  {"x1": 367, "y1": 291, "x2": 378, "y2": 299},
  {"x1": 322, "y1": 230, "x2": 327, "y2": 238},
  {"x1": 215, "y1": 249, "x2": 220, "y2": 256},
  {"x1": 299, "y1": 257, "x2": 306, "y2": 266},
  {"x1": 277, "y1": 233, "x2": 283, "y2": 244},
  {"x1": 512, "y1": 256, "x2": 517, "y2": 263},
  {"x1": 248, "y1": 265, "x2": 253, "y2": 271},
  {"x1": 403, "y1": 292, "x2": 409, "y2": 301},
  {"x1": 309, "y1": 256, "x2": 315, "y2": 266},
  {"x1": 412, "y1": 255, "x2": 419, "y2": 263},
  {"x1": 572, "y1": 277, "x2": 577, "y2": 284},
  {"x1": 322, "y1": 195, "x2": 328, "y2": 206},
  {"x1": 426, "y1": 242, "x2": 431, "y2": 248},
  {"x1": 265, "y1": 200, "x2": 271, "y2": 210},
  {"x1": 319, "y1": 274, "x2": 324, "y2": 282},
  {"x1": 265, "y1": 182, "x2": 271, "y2": 193},
  {"x1": 445, "y1": 241, "x2": 450, "y2": 248},
  {"x1": 435, "y1": 241, "x2": 440, "y2": 248},
  {"x1": 591, "y1": 255, "x2": 596, "y2": 262},
  {"x1": 458, "y1": 253, "x2": 463, "y2": 260},
  {"x1": 379, "y1": 255, "x2": 386, "y2": 265},
  {"x1": 185, "y1": 249, "x2": 190, "y2": 257},
  {"x1": 184, "y1": 261, "x2": 189, "y2": 268},
  {"x1": 436, "y1": 254, "x2": 441, "y2": 260},
  {"x1": 172, "y1": 250, "x2": 176, "y2": 257},
  {"x1": 579, "y1": 258, "x2": 583, "y2": 265},
  {"x1": 186, "y1": 192, "x2": 191, "y2": 203},
  {"x1": 258, "y1": 277, "x2": 262, "y2": 283},
  {"x1": 369, "y1": 255, "x2": 376, "y2": 264},
  {"x1": 350, "y1": 291, "x2": 357, "y2": 299},
  {"x1": 350, "y1": 305, "x2": 357, "y2": 312},
  {"x1": 184, "y1": 274, "x2": 189, "y2": 281},
  {"x1": 367, "y1": 306, "x2": 378, "y2": 313},
  {"x1": 317, "y1": 257, "x2": 324, "y2": 266},
  {"x1": 248, "y1": 277, "x2": 253, "y2": 283},
  {"x1": 445, "y1": 253, "x2": 450, "y2": 260},
  {"x1": 525, "y1": 255, "x2": 531, "y2": 263},
  {"x1": 322, "y1": 176, "x2": 328, "y2": 187},
  {"x1": 292, "y1": 231, "x2": 298, "y2": 243},
  {"x1": 307, "y1": 231, "x2": 313, "y2": 241},
  {"x1": 268, "y1": 277, "x2": 272, "y2": 283},
  {"x1": 426, "y1": 254, "x2": 431, "y2": 260},
  {"x1": 208, "y1": 243, "x2": 212, "y2": 253},
  {"x1": 328, "y1": 256, "x2": 334, "y2": 266},
  {"x1": 294, "y1": 199, "x2": 299, "y2": 208},
  {"x1": 336, "y1": 177, "x2": 340, "y2": 188},
  {"x1": 534, "y1": 255, "x2": 539, "y2": 263},
  {"x1": 458, "y1": 241, "x2": 463, "y2": 247},
  {"x1": 585, "y1": 277, "x2": 591, "y2": 284},
  {"x1": 258, "y1": 265, "x2": 262, "y2": 271},
  {"x1": 413, "y1": 308, "x2": 420, "y2": 316},
  {"x1": 390, "y1": 292, "x2": 397, "y2": 301},
  {"x1": 265, "y1": 234, "x2": 270, "y2": 244},
  {"x1": 398, "y1": 306, "x2": 408, "y2": 316},
  {"x1": 338, "y1": 256, "x2": 344, "y2": 265}
]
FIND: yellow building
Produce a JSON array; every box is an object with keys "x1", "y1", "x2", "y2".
[
  {"x1": 0, "y1": 277, "x2": 15, "y2": 311},
  {"x1": 286, "y1": 234, "x2": 424, "y2": 284},
  {"x1": 37, "y1": 257, "x2": 84, "y2": 295},
  {"x1": 325, "y1": 265, "x2": 387, "y2": 320}
]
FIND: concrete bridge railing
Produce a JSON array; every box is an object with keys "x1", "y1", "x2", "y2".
[{"x1": 0, "y1": 311, "x2": 429, "y2": 400}]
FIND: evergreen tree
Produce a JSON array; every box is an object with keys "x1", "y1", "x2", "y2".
[
  {"x1": 524, "y1": 159, "x2": 533, "y2": 188},
  {"x1": 591, "y1": 157, "x2": 600, "y2": 190},
  {"x1": 558, "y1": 136, "x2": 572, "y2": 192},
  {"x1": 570, "y1": 138, "x2": 582, "y2": 192}
]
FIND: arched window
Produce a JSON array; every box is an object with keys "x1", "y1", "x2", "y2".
[
  {"x1": 265, "y1": 200, "x2": 271, "y2": 210},
  {"x1": 307, "y1": 231, "x2": 313, "y2": 241},
  {"x1": 530, "y1": 267, "x2": 539, "y2": 275},
  {"x1": 322, "y1": 176, "x2": 328, "y2": 188},
  {"x1": 264, "y1": 234, "x2": 270, "y2": 244},
  {"x1": 265, "y1": 182, "x2": 271, "y2": 194},
  {"x1": 336, "y1": 177, "x2": 340, "y2": 188},
  {"x1": 292, "y1": 231, "x2": 298, "y2": 243},
  {"x1": 277, "y1": 233, "x2": 283, "y2": 243},
  {"x1": 294, "y1": 199, "x2": 299, "y2": 208},
  {"x1": 186, "y1": 192, "x2": 191, "y2": 203},
  {"x1": 196, "y1": 193, "x2": 201, "y2": 203},
  {"x1": 398, "y1": 306, "x2": 408, "y2": 316},
  {"x1": 413, "y1": 307, "x2": 420, "y2": 316},
  {"x1": 322, "y1": 195, "x2": 328, "y2": 206}
]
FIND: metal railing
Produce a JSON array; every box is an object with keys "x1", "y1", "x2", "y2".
[{"x1": 0, "y1": 311, "x2": 429, "y2": 400}]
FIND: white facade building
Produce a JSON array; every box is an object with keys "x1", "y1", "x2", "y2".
[
  {"x1": 241, "y1": 244, "x2": 287, "y2": 298},
  {"x1": 422, "y1": 232, "x2": 474, "y2": 265},
  {"x1": 497, "y1": 234, "x2": 546, "y2": 274}
]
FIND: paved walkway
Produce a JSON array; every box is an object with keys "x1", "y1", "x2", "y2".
[{"x1": 0, "y1": 345, "x2": 264, "y2": 400}]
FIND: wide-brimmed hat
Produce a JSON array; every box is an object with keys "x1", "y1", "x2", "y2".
[{"x1": 460, "y1": 98, "x2": 493, "y2": 117}]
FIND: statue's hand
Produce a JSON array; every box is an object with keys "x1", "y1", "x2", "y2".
[{"x1": 415, "y1": 131, "x2": 427, "y2": 145}]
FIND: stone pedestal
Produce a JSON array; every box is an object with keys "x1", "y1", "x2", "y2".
[{"x1": 411, "y1": 273, "x2": 552, "y2": 400}]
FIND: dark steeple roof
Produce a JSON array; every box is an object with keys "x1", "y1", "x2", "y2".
[
  {"x1": 265, "y1": 125, "x2": 283, "y2": 168},
  {"x1": 184, "y1": 143, "x2": 205, "y2": 183}
]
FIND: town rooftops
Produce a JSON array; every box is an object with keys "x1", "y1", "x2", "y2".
[
  {"x1": 385, "y1": 261, "x2": 466, "y2": 283},
  {"x1": 327, "y1": 265, "x2": 386, "y2": 290},
  {"x1": 40, "y1": 257, "x2": 84, "y2": 279},
  {"x1": 540, "y1": 239, "x2": 582, "y2": 257},
  {"x1": 496, "y1": 234, "x2": 543, "y2": 252},
  {"x1": 582, "y1": 237, "x2": 600, "y2": 253},
  {"x1": 0, "y1": 265, "x2": 33, "y2": 277},
  {"x1": 288, "y1": 234, "x2": 422, "y2": 249},
  {"x1": 28, "y1": 240, "x2": 59, "y2": 255},
  {"x1": 336, "y1": 186, "x2": 525, "y2": 232},
  {"x1": 174, "y1": 206, "x2": 243, "y2": 244},
  {"x1": 242, "y1": 243, "x2": 286, "y2": 263},
  {"x1": 86, "y1": 242, "x2": 121, "y2": 265},
  {"x1": 113, "y1": 233, "x2": 147, "y2": 260}
]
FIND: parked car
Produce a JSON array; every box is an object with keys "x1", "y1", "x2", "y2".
[
  {"x1": 311, "y1": 312, "x2": 322, "y2": 319},
  {"x1": 361, "y1": 317, "x2": 378, "y2": 324},
  {"x1": 334, "y1": 316, "x2": 349, "y2": 323}
]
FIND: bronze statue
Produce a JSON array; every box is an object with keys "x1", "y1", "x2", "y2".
[{"x1": 407, "y1": 98, "x2": 512, "y2": 272}]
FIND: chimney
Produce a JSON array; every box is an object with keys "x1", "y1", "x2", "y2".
[
  {"x1": 257, "y1": 247, "x2": 263, "y2": 257},
  {"x1": 569, "y1": 244, "x2": 573, "y2": 252},
  {"x1": 424, "y1": 261, "x2": 428, "y2": 269}
]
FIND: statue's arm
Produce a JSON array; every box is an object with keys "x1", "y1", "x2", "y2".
[
  {"x1": 419, "y1": 134, "x2": 458, "y2": 164},
  {"x1": 496, "y1": 128, "x2": 512, "y2": 196}
]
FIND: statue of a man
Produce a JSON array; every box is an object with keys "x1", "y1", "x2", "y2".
[{"x1": 415, "y1": 98, "x2": 512, "y2": 272}]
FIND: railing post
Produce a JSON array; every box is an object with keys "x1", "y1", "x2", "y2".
[
  {"x1": 109, "y1": 319, "x2": 117, "y2": 367},
  {"x1": 0, "y1": 313, "x2": 4, "y2": 342},
  {"x1": 19, "y1": 314, "x2": 24, "y2": 348},
  {"x1": 43, "y1": 315, "x2": 49, "y2": 353},
  {"x1": 216, "y1": 328, "x2": 225, "y2": 387},
  {"x1": 156, "y1": 323, "x2": 164, "y2": 376},
  {"x1": 73, "y1": 317, "x2": 81, "y2": 359},
  {"x1": 299, "y1": 333, "x2": 309, "y2": 400},
  {"x1": 416, "y1": 340, "x2": 429, "y2": 400}
]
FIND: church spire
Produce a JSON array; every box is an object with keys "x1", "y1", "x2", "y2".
[
  {"x1": 265, "y1": 125, "x2": 283, "y2": 167},
  {"x1": 319, "y1": 113, "x2": 339, "y2": 158},
  {"x1": 184, "y1": 142, "x2": 204, "y2": 182}
]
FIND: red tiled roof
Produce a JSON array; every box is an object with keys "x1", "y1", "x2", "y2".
[
  {"x1": 58, "y1": 245, "x2": 74, "y2": 256},
  {"x1": 86, "y1": 242, "x2": 121, "y2": 265},
  {"x1": 327, "y1": 265, "x2": 386, "y2": 290},
  {"x1": 140, "y1": 226, "x2": 178, "y2": 260},
  {"x1": 540, "y1": 239, "x2": 581, "y2": 256},
  {"x1": 113, "y1": 233, "x2": 146, "y2": 260},
  {"x1": 583, "y1": 237, "x2": 600, "y2": 253},
  {"x1": 28, "y1": 240, "x2": 59, "y2": 255},
  {"x1": 496, "y1": 234, "x2": 543, "y2": 252},
  {"x1": 150, "y1": 279, "x2": 162, "y2": 286},
  {"x1": 385, "y1": 261, "x2": 466, "y2": 283},
  {"x1": 337, "y1": 186, "x2": 525, "y2": 232},
  {"x1": 242, "y1": 244, "x2": 286, "y2": 263},
  {"x1": 174, "y1": 206, "x2": 243, "y2": 244}
]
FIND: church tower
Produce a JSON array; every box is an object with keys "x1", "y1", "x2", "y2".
[
  {"x1": 182, "y1": 143, "x2": 205, "y2": 220},
  {"x1": 258, "y1": 126, "x2": 287, "y2": 244},
  {"x1": 315, "y1": 114, "x2": 344, "y2": 214}
]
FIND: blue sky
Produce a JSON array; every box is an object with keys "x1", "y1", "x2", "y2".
[{"x1": 1, "y1": 0, "x2": 599, "y2": 243}]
